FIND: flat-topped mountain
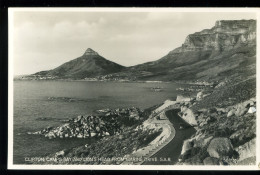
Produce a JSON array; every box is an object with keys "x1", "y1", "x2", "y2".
[
  {"x1": 171, "y1": 20, "x2": 256, "y2": 53},
  {"x1": 33, "y1": 48, "x2": 125, "y2": 79},
  {"x1": 104, "y1": 20, "x2": 256, "y2": 82}
]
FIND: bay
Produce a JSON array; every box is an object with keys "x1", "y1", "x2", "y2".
[{"x1": 13, "y1": 80, "x2": 180, "y2": 164}]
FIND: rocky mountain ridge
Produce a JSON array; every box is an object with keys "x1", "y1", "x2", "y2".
[{"x1": 21, "y1": 19, "x2": 256, "y2": 82}]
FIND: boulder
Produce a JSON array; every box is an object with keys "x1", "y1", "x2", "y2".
[
  {"x1": 181, "y1": 139, "x2": 193, "y2": 155},
  {"x1": 248, "y1": 107, "x2": 256, "y2": 114},
  {"x1": 196, "y1": 91, "x2": 204, "y2": 101},
  {"x1": 235, "y1": 138, "x2": 256, "y2": 162},
  {"x1": 77, "y1": 134, "x2": 83, "y2": 138},
  {"x1": 55, "y1": 150, "x2": 65, "y2": 157},
  {"x1": 227, "y1": 109, "x2": 235, "y2": 117},
  {"x1": 234, "y1": 103, "x2": 248, "y2": 117},
  {"x1": 196, "y1": 91, "x2": 210, "y2": 101},
  {"x1": 207, "y1": 137, "x2": 234, "y2": 159},
  {"x1": 176, "y1": 95, "x2": 192, "y2": 102},
  {"x1": 203, "y1": 157, "x2": 220, "y2": 165},
  {"x1": 91, "y1": 133, "x2": 97, "y2": 137},
  {"x1": 182, "y1": 108, "x2": 198, "y2": 126}
]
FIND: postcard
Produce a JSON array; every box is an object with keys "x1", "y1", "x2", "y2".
[{"x1": 8, "y1": 8, "x2": 260, "y2": 170}]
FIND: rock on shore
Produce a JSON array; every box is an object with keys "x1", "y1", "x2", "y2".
[{"x1": 28, "y1": 107, "x2": 143, "y2": 139}]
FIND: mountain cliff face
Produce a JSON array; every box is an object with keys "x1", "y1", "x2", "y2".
[
  {"x1": 34, "y1": 48, "x2": 125, "y2": 79},
  {"x1": 106, "y1": 20, "x2": 256, "y2": 82},
  {"x1": 171, "y1": 20, "x2": 256, "y2": 53}
]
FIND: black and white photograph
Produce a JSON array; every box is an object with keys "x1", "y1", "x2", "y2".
[{"x1": 8, "y1": 8, "x2": 259, "y2": 170}]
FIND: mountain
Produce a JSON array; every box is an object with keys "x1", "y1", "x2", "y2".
[
  {"x1": 33, "y1": 48, "x2": 125, "y2": 79},
  {"x1": 103, "y1": 20, "x2": 256, "y2": 82},
  {"x1": 25, "y1": 20, "x2": 256, "y2": 82}
]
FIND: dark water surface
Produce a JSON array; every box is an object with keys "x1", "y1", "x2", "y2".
[{"x1": 13, "y1": 80, "x2": 180, "y2": 164}]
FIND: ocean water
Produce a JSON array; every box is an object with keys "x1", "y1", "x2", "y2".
[{"x1": 13, "y1": 80, "x2": 180, "y2": 164}]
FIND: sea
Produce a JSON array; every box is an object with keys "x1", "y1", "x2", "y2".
[{"x1": 13, "y1": 80, "x2": 181, "y2": 164}]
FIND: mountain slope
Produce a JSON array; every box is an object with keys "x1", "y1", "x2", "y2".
[
  {"x1": 34, "y1": 48, "x2": 125, "y2": 79},
  {"x1": 103, "y1": 20, "x2": 256, "y2": 82}
]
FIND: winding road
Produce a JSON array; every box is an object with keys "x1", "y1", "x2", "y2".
[{"x1": 142, "y1": 109, "x2": 196, "y2": 165}]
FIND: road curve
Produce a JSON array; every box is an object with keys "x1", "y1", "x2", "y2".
[{"x1": 142, "y1": 109, "x2": 196, "y2": 165}]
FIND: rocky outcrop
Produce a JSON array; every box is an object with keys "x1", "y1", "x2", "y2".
[{"x1": 207, "y1": 137, "x2": 234, "y2": 159}]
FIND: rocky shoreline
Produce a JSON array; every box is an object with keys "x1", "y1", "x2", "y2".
[
  {"x1": 28, "y1": 107, "x2": 144, "y2": 139},
  {"x1": 29, "y1": 100, "x2": 177, "y2": 165}
]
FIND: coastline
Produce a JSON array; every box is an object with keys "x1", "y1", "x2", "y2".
[
  {"x1": 14, "y1": 77, "x2": 256, "y2": 166},
  {"x1": 14, "y1": 77, "x2": 217, "y2": 87},
  {"x1": 28, "y1": 98, "x2": 197, "y2": 165},
  {"x1": 13, "y1": 78, "x2": 173, "y2": 84}
]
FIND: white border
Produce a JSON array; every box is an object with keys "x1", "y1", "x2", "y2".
[{"x1": 8, "y1": 7, "x2": 260, "y2": 170}]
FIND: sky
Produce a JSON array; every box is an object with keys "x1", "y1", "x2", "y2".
[{"x1": 11, "y1": 10, "x2": 256, "y2": 75}]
